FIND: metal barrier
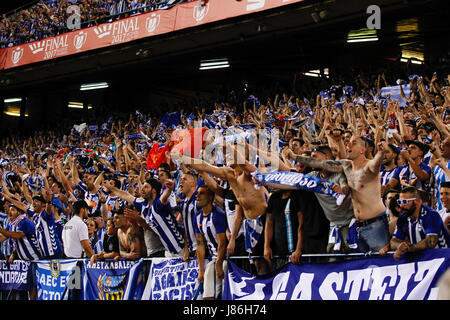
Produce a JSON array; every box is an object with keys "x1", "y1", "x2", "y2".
[{"x1": 0, "y1": 252, "x2": 395, "y2": 300}]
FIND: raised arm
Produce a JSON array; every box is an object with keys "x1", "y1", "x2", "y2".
[
  {"x1": 293, "y1": 153, "x2": 346, "y2": 173},
  {"x1": 177, "y1": 153, "x2": 234, "y2": 181},
  {"x1": 104, "y1": 181, "x2": 135, "y2": 205},
  {"x1": 198, "y1": 171, "x2": 225, "y2": 198}
]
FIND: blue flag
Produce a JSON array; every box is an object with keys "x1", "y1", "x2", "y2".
[{"x1": 161, "y1": 112, "x2": 182, "y2": 129}]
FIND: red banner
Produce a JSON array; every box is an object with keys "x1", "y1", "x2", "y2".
[{"x1": 0, "y1": 0, "x2": 304, "y2": 70}]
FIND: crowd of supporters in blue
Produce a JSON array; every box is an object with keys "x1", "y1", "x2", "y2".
[
  {"x1": 0, "y1": 0, "x2": 449, "y2": 301},
  {"x1": 0, "y1": 0, "x2": 192, "y2": 48},
  {"x1": 0, "y1": 66, "x2": 449, "y2": 299}
]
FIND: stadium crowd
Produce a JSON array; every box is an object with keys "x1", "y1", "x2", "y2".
[
  {"x1": 0, "y1": 0, "x2": 191, "y2": 48},
  {"x1": 0, "y1": 68, "x2": 449, "y2": 300}
]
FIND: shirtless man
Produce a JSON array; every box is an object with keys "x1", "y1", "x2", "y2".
[
  {"x1": 112, "y1": 208, "x2": 146, "y2": 261},
  {"x1": 291, "y1": 136, "x2": 390, "y2": 252},
  {"x1": 175, "y1": 143, "x2": 269, "y2": 220}
]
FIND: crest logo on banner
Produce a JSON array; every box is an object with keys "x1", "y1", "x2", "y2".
[
  {"x1": 29, "y1": 41, "x2": 45, "y2": 54},
  {"x1": 36, "y1": 259, "x2": 78, "y2": 300},
  {"x1": 50, "y1": 260, "x2": 61, "y2": 278},
  {"x1": 146, "y1": 13, "x2": 160, "y2": 33},
  {"x1": 11, "y1": 47, "x2": 23, "y2": 64},
  {"x1": 93, "y1": 24, "x2": 113, "y2": 39},
  {"x1": 193, "y1": 2, "x2": 209, "y2": 22},
  {"x1": 74, "y1": 31, "x2": 87, "y2": 50}
]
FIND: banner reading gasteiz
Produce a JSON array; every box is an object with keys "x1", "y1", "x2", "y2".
[{"x1": 223, "y1": 249, "x2": 450, "y2": 300}]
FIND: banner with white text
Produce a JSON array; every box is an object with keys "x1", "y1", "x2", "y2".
[
  {"x1": 36, "y1": 259, "x2": 78, "y2": 300},
  {"x1": 82, "y1": 259, "x2": 145, "y2": 300},
  {"x1": 223, "y1": 249, "x2": 450, "y2": 300},
  {"x1": 0, "y1": 260, "x2": 31, "y2": 291},
  {"x1": 142, "y1": 257, "x2": 203, "y2": 300},
  {"x1": 0, "y1": 0, "x2": 306, "y2": 70}
]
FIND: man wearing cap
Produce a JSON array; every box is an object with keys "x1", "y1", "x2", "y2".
[
  {"x1": 62, "y1": 200, "x2": 94, "y2": 259},
  {"x1": 397, "y1": 140, "x2": 431, "y2": 191},
  {"x1": 28, "y1": 191, "x2": 64, "y2": 259},
  {"x1": 71, "y1": 158, "x2": 104, "y2": 217},
  {"x1": 0, "y1": 203, "x2": 42, "y2": 262},
  {"x1": 0, "y1": 190, "x2": 63, "y2": 259}
]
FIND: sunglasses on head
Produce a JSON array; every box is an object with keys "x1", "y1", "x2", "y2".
[{"x1": 397, "y1": 198, "x2": 416, "y2": 205}]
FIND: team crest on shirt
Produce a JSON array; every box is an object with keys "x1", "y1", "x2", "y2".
[{"x1": 50, "y1": 260, "x2": 61, "y2": 278}]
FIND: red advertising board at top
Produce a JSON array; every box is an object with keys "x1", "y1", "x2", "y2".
[{"x1": 0, "y1": 0, "x2": 303, "y2": 71}]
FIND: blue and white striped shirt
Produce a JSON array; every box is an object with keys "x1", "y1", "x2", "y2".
[
  {"x1": 194, "y1": 205, "x2": 227, "y2": 257},
  {"x1": 0, "y1": 212, "x2": 13, "y2": 257},
  {"x1": 90, "y1": 228, "x2": 105, "y2": 255},
  {"x1": 10, "y1": 214, "x2": 42, "y2": 261},
  {"x1": 179, "y1": 191, "x2": 198, "y2": 252},
  {"x1": 433, "y1": 160, "x2": 450, "y2": 211},
  {"x1": 27, "y1": 208, "x2": 63, "y2": 259},
  {"x1": 393, "y1": 205, "x2": 450, "y2": 248},
  {"x1": 134, "y1": 197, "x2": 185, "y2": 255}
]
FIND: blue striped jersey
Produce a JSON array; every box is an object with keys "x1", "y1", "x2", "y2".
[
  {"x1": 194, "y1": 205, "x2": 227, "y2": 257},
  {"x1": 393, "y1": 205, "x2": 450, "y2": 248},
  {"x1": 0, "y1": 213, "x2": 13, "y2": 257},
  {"x1": 380, "y1": 165, "x2": 399, "y2": 186},
  {"x1": 76, "y1": 182, "x2": 101, "y2": 215},
  {"x1": 433, "y1": 160, "x2": 450, "y2": 211},
  {"x1": 179, "y1": 191, "x2": 198, "y2": 252},
  {"x1": 397, "y1": 162, "x2": 431, "y2": 192},
  {"x1": 10, "y1": 214, "x2": 42, "y2": 261},
  {"x1": 134, "y1": 197, "x2": 185, "y2": 255},
  {"x1": 27, "y1": 208, "x2": 63, "y2": 258},
  {"x1": 90, "y1": 228, "x2": 105, "y2": 254}
]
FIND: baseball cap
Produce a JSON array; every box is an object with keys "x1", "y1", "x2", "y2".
[{"x1": 405, "y1": 140, "x2": 430, "y2": 155}]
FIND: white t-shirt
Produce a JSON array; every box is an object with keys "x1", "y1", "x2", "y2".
[{"x1": 62, "y1": 215, "x2": 89, "y2": 258}]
